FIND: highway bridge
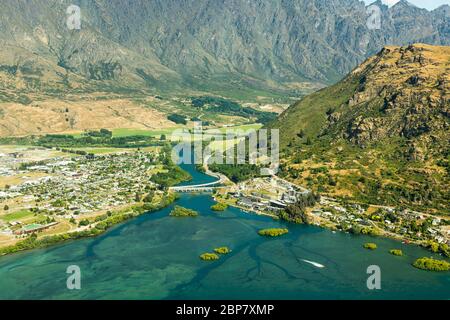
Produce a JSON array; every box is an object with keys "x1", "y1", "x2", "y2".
[{"x1": 169, "y1": 179, "x2": 224, "y2": 193}]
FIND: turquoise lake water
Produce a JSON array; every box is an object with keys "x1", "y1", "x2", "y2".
[{"x1": 0, "y1": 165, "x2": 449, "y2": 300}]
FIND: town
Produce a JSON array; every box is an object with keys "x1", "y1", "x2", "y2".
[
  {"x1": 1, "y1": 144, "x2": 449, "y2": 258},
  {"x1": 214, "y1": 176, "x2": 450, "y2": 255},
  {"x1": 0, "y1": 145, "x2": 182, "y2": 250}
]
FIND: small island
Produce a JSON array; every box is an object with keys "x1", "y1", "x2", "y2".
[
  {"x1": 390, "y1": 249, "x2": 403, "y2": 256},
  {"x1": 214, "y1": 247, "x2": 231, "y2": 254},
  {"x1": 211, "y1": 203, "x2": 228, "y2": 211},
  {"x1": 170, "y1": 206, "x2": 199, "y2": 217},
  {"x1": 413, "y1": 257, "x2": 450, "y2": 272},
  {"x1": 200, "y1": 253, "x2": 220, "y2": 261},
  {"x1": 363, "y1": 243, "x2": 377, "y2": 250},
  {"x1": 258, "y1": 228, "x2": 289, "y2": 237}
]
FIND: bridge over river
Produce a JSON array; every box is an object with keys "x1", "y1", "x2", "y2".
[
  {"x1": 169, "y1": 179, "x2": 224, "y2": 193},
  {"x1": 170, "y1": 155, "x2": 231, "y2": 193}
]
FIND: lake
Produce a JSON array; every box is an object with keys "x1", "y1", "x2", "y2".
[{"x1": 0, "y1": 164, "x2": 449, "y2": 300}]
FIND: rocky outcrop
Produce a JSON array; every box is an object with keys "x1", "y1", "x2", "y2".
[
  {"x1": 339, "y1": 45, "x2": 449, "y2": 157},
  {"x1": 272, "y1": 44, "x2": 449, "y2": 160}
]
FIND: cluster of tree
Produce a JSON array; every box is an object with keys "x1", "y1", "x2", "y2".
[
  {"x1": 142, "y1": 191, "x2": 155, "y2": 203},
  {"x1": 150, "y1": 165, "x2": 191, "y2": 189},
  {"x1": 258, "y1": 228, "x2": 289, "y2": 237},
  {"x1": 0, "y1": 228, "x2": 105, "y2": 256},
  {"x1": 363, "y1": 243, "x2": 378, "y2": 250},
  {"x1": 168, "y1": 114, "x2": 187, "y2": 125},
  {"x1": 390, "y1": 249, "x2": 403, "y2": 256},
  {"x1": 84, "y1": 129, "x2": 113, "y2": 138},
  {"x1": 170, "y1": 206, "x2": 199, "y2": 217},
  {"x1": 211, "y1": 203, "x2": 228, "y2": 211},
  {"x1": 37, "y1": 134, "x2": 162, "y2": 148},
  {"x1": 279, "y1": 192, "x2": 320, "y2": 224},
  {"x1": 19, "y1": 160, "x2": 48, "y2": 170},
  {"x1": 349, "y1": 225, "x2": 381, "y2": 237},
  {"x1": 413, "y1": 257, "x2": 450, "y2": 272},
  {"x1": 425, "y1": 240, "x2": 450, "y2": 258},
  {"x1": 209, "y1": 163, "x2": 261, "y2": 183}
]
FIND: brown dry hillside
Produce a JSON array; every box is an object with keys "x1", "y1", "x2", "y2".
[{"x1": 0, "y1": 99, "x2": 174, "y2": 136}]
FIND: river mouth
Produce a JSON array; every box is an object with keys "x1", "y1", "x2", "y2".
[{"x1": 0, "y1": 165, "x2": 449, "y2": 300}]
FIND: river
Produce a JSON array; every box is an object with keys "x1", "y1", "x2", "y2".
[{"x1": 0, "y1": 164, "x2": 449, "y2": 299}]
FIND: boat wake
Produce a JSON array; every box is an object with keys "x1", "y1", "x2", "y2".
[{"x1": 301, "y1": 259, "x2": 325, "y2": 268}]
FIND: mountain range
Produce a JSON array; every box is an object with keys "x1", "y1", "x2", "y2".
[{"x1": 0, "y1": 0, "x2": 449, "y2": 99}]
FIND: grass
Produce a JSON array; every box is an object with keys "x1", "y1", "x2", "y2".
[
  {"x1": 218, "y1": 123, "x2": 263, "y2": 133},
  {"x1": 111, "y1": 128, "x2": 181, "y2": 138},
  {"x1": 2, "y1": 209, "x2": 34, "y2": 222}
]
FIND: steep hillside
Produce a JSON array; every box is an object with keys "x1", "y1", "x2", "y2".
[{"x1": 271, "y1": 44, "x2": 450, "y2": 213}]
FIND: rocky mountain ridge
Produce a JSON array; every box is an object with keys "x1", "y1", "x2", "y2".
[{"x1": 0, "y1": 0, "x2": 448, "y2": 97}]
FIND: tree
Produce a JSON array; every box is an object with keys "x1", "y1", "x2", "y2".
[
  {"x1": 168, "y1": 114, "x2": 187, "y2": 125},
  {"x1": 79, "y1": 219, "x2": 90, "y2": 227},
  {"x1": 328, "y1": 175, "x2": 337, "y2": 186},
  {"x1": 100, "y1": 128, "x2": 113, "y2": 137},
  {"x1": 3, "y1": 205, "x2": 9, "y2": 211},
  {"x1": 135, "y1": 193, "x2": 141, "y2": 202},
  {"x1": 143, "y1": 192, "x2": 155, "y2": 203}
]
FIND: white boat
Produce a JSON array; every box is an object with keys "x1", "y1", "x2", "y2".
[{"x1": 302, "y1": 259, "x2": 325, "y2": 268}]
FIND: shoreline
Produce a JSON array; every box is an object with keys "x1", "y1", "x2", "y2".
[
  {"x1": 0, "y1": 192, "x2": 179, "y2": 257},
  {"x1": 206, "y1": 170, "x2": 448, "y2": 259},
  {"x1": 1, "y1": 163, "x2": 447, "y2": 262},
  {"x1": 221, "y1": 192, "x2": 449, "y2": 260}
]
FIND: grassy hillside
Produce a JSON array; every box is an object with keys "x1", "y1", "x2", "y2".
[{"x1": 271, "y1": 44, "x2": 450, "y2": 214}]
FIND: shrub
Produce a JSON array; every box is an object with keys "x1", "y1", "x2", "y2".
[
  {"x1": 211, "y1": 203, "x2": 228, "y2": 211},
  {"x1": 363, "y1": 243, "x2": 378, "y2": 250},
  {"x1": 390, "y1": 249, "x2": 403, "y2": 256},
  {"x1": 413, "y1": 257, "x2": 450, "y2": 272},
  {"x1": 78, "y1": 219, "x2": 90, "y2": 227},
  {"x1": 168, "y1": 114, "x2": 187, "y2": 125},
  {"x1": 200, "y1": 253, "x2": 220, "y2": 261},
  {"x1": 170, "y1": 206, "x2": 198, "y2": 217},
  {"x1": 214, "y1": 247, "x2": 231, "y2": 254},
  {"x1": 258, "y1": 228, "x2": 289, "y2": 237}
]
